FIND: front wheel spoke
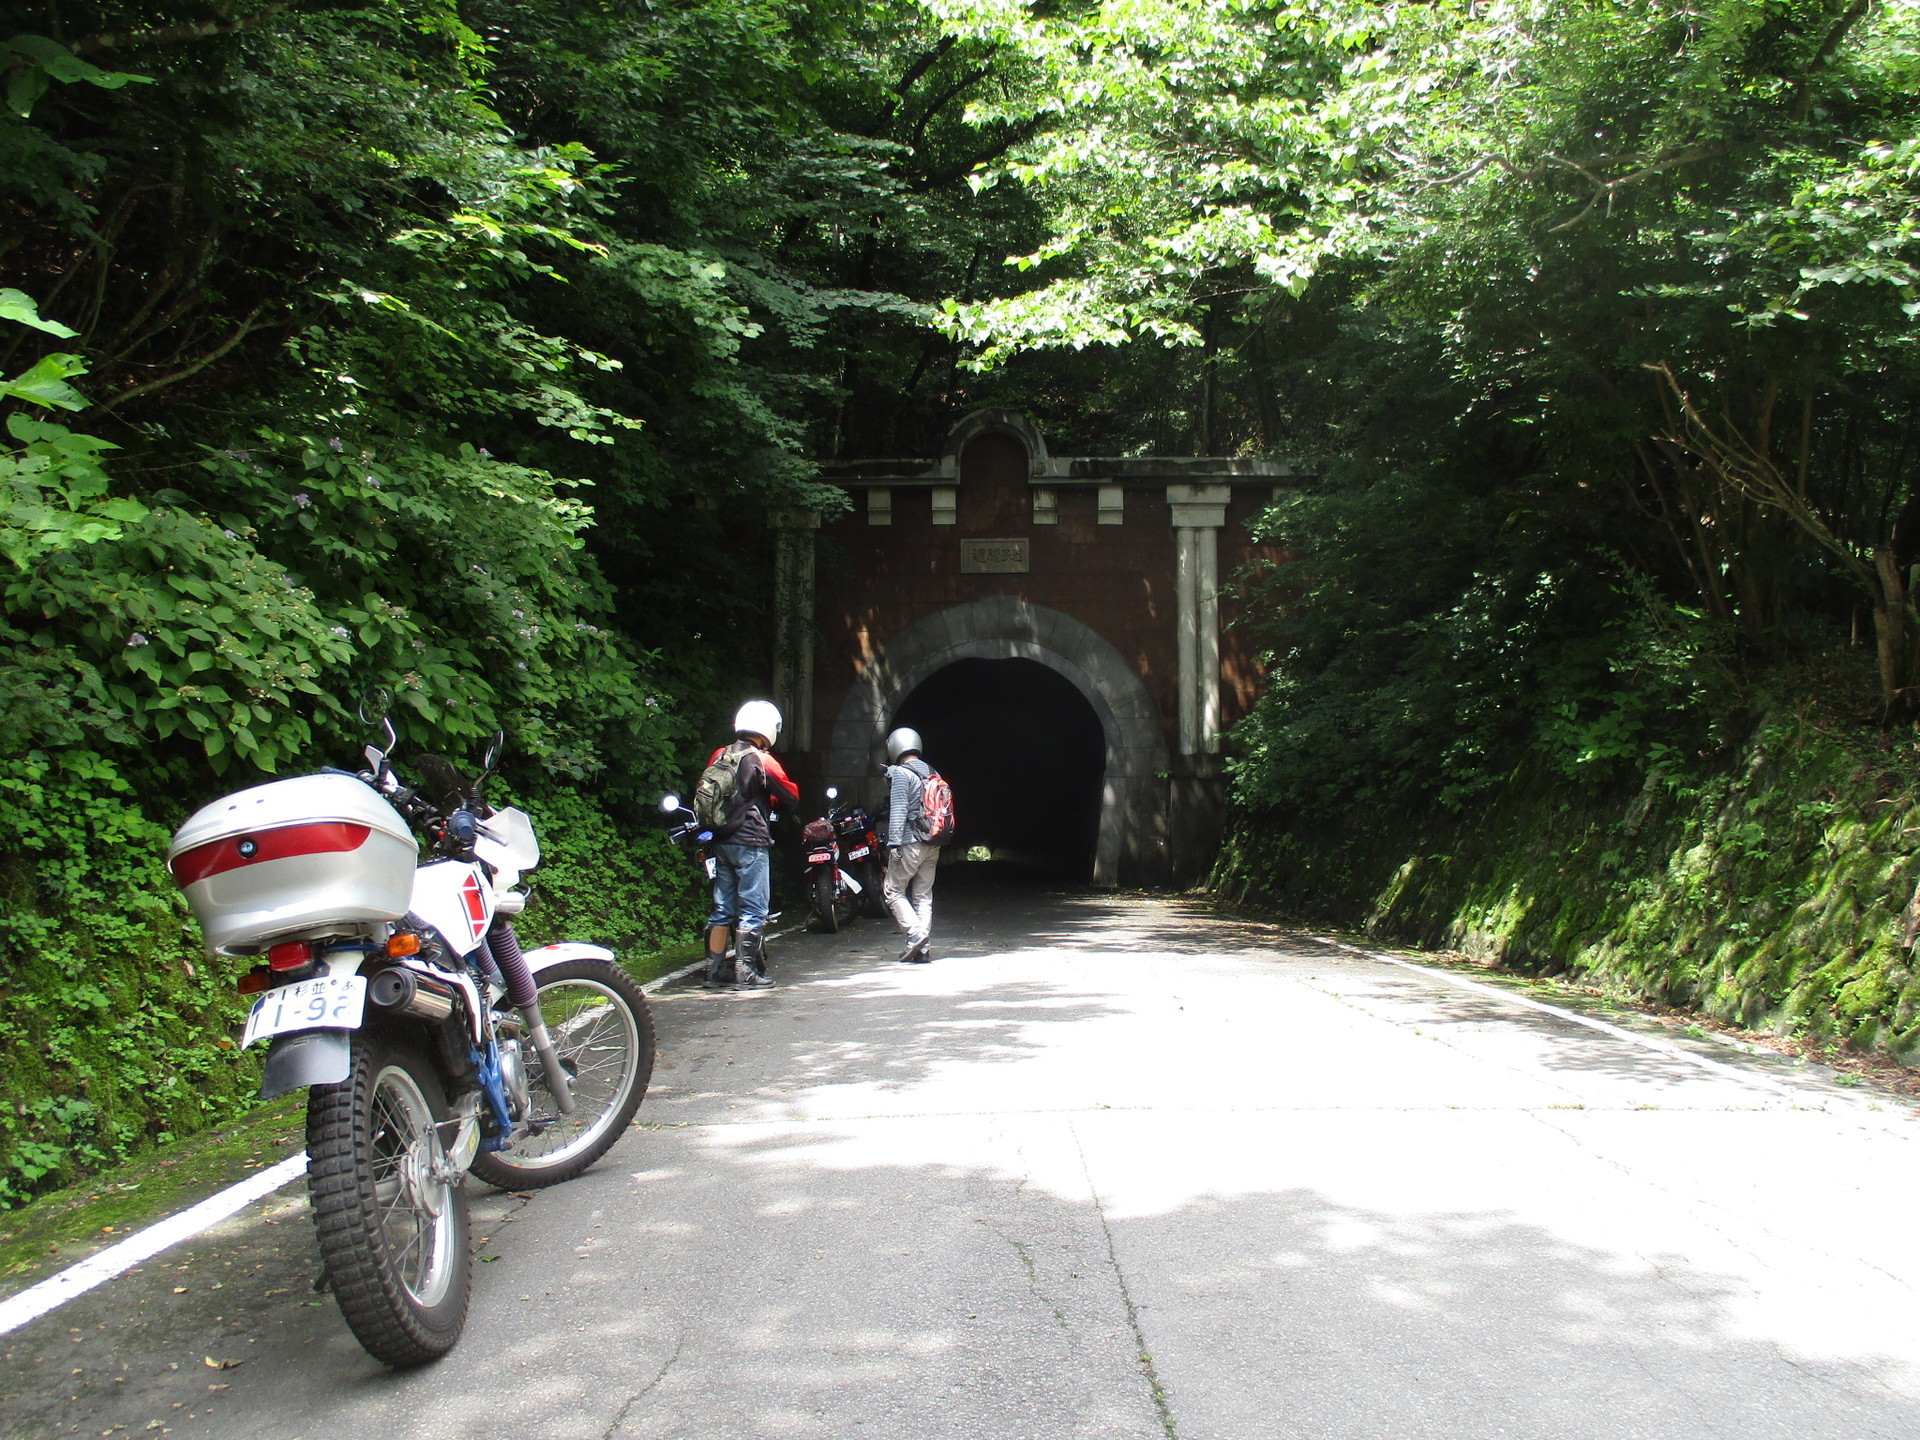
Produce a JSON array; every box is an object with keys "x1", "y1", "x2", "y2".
[
  {"x1": 391, "y1": 1213, "x2": 428, "y2": 1273},
  {"x1": 563, "y1": 1018, "x2": 625, "y2": 1048},
  {"x1": 371, "y1": 1097, "x2": 407, "y2": 1138},
  {"x1": 376, "y1": 1183, "x2": 415, "y2": 1228},
  {"x1": 562, "y1": 1048, "x2": 631, "y2": 1079},
  {"x1": 568, "y1": 1038, "x2": 630, "y2": 1063}
]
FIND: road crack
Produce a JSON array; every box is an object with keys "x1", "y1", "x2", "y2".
[
  {"x1": 979, "y1": 1220, "x2": 1071, "y2": 1333},
  {"x1": 1069, "y1": 1118, "x2": 1178, "y2": 1440},
  {"x1": 600, "y1": 1333, "x2": 684, "y2": 1439}
]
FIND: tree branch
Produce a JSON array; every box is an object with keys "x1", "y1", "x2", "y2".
[
  {"x1": 866, "y1": 37, "x2": 961, "y2": 136},
  {"x1": 1648, "y1": 361, "x2": 1873, "y2": 588},
  {"x1": 1791, "y1": 0, "x2": 1874, "y2": 120},
  {"x1": 99, "y1": 303, "x2": 272, "y2": 411},
  {"x1": 71, "y1": 2, "x2": 291, "y2": 55},
  {"x1": 913, "y1": 116, "x2": 1045, "y2": 192}
]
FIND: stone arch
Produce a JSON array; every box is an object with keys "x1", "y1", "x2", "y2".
[
  {"x1": 827, "y1": 597, "x2": 1169, "y2": 887},
  {"x1": 938, "y1": 409, "x2": 1050, "y2": 478}
]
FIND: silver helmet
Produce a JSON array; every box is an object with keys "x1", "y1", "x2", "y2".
[{"x1": 885, "y1": 726, "x2": 923, "y2": 763}]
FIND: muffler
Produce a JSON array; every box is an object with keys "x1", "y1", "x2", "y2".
[{"x1": 368, "y1": 965, "x2": 457, "y2": 1022}]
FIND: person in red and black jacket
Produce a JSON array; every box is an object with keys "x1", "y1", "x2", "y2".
[{"x1": 702, "y1": 700, "x2": 799, "y2": 989}]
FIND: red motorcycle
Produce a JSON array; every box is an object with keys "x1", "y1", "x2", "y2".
[{"x1": 803, "y1": 786, "x2": 883, "y2": 932}]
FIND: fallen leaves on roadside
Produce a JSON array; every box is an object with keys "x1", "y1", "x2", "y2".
[{"x1": 201, "y1": 1357, "x2": 242, "y2": 1371}]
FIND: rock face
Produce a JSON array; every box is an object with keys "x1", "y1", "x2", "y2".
[{"x1": 1213, "y1": 711, "x2": 1920, "y2": 1063}]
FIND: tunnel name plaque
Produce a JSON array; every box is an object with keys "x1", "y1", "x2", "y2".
[{"x1": 960, "y1": 538, "x2": 1029, "y2": 574}]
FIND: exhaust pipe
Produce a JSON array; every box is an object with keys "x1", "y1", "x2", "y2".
[{"x1": 368, "y1": 966, "x2": 457, "y2": 1022}]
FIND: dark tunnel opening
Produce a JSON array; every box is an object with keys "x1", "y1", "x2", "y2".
[{"x1": 891, "y1": 657, "x2": 1105, "y2": 883}]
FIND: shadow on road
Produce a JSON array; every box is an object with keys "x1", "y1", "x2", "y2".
[{"x1": 5, "y1": 885, "x2": 1917, "y2": 1439}]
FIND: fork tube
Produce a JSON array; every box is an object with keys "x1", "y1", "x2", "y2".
[
  {"x1": 488, "y1": 919, "x2": 575, "y2": 1115},
  {"x1": 521, "y1": 1007, "x2": 576, "y2": 1115}
]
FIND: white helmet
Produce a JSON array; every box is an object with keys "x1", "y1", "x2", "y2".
[
  {"x1": 733, "y1": 699, "x2": 782, "y2": 746},
  {"x1": 885, "y1": 726, "x2": 922, "y2": 763}
]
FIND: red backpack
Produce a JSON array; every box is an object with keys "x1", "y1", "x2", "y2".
[{"x1": 917, "y1": 769, "x2": 955, "y2": 846}]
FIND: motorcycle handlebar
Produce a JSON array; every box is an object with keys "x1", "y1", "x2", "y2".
[{"x1": 355, "y1": 759, "x2": 470, "y2": 857}]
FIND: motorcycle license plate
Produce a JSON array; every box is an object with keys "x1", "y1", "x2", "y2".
[
  {"x1": 849, "y1": 846, "x2": 870, "y2": 859},
  {"x1": 808, "y1": 850, "x2": 833, "y2": 864},
  {"x1": 242, "y1": 975, "x2": 367, "y2": 1048}
]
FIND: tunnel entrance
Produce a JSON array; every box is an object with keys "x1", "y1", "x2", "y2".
[{"x1": 891, "y1": 657, "x2": 1106, "y2": 882}]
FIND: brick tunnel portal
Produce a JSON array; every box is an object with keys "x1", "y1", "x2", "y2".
[{"x1": 891, "y1": 656, "x2": 1105, "y2": 881}]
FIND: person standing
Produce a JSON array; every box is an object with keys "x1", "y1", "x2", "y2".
[
  {"x1": 881, "y1": 726, "x2": 947, "y2": 962},
  {"x1": 699, "y1": 700, "x2": 799, "y2": 990}
]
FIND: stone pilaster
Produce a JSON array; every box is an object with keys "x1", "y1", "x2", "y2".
[
  {"x1": 771, "y1": 508, "x2": 820, "y2": 753},
  {"x1": 1168, "y1": 484, "x2": 1229, "y2": 755}
]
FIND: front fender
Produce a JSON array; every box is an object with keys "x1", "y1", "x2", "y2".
[
  {"x1": 259, "y1": 1029, "x2": 352, "y2": 1099},
  {"x1": 524, "y1": 941, "x2": 616, "y2": 977}
]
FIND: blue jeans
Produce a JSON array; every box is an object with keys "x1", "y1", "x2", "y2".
[{"x1": 706, "y1": 842, "x2": 771, "y2": 933}]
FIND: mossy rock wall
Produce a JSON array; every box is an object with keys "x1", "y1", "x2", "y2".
[{"x1": 1211, "y1": 712, "x2": 1920, "y2": 1062}]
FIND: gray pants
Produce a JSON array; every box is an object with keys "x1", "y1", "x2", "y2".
[{"x1": 883, "y1": 841, "x2": 939, "y2": 942}]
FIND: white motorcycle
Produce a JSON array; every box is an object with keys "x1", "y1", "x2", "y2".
[{"x1": 167, "y1": 722, "x2": 654, "y2": 1366}]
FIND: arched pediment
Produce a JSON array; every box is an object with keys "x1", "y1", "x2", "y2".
[{"x1": 938, "y1": 410, "x2": 1051, "y2": 478}]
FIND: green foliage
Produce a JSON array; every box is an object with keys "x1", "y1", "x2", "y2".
[
  {"x1": 0, "y1": 292, "x2": 146, "y2": 574},
  {"x1": 1215, "y1": 709, "x2": 1920, "y2": 1062},
  {"x1": 0, "y1": 0, "x2": 1065, "y2": 1208},
  {"x1": 507, "y1": 786, "x2": 705, "y2": 956},
  {"x1": 0, "y1": 749, "x2": 254, "y2": 1207},
  {"x1": 1, "y1": 415, "x2": 146, "y2": 571},
  {"x1": 923, "y1": 0, "x2": 1920, "y2": 815}
]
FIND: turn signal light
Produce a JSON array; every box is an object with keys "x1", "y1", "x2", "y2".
[
  {"x1": 267, "y1": 940, "x2": 313, "y2": 971},
  {"x1": 237, "y1": 966, "x2": 271, "y2": 995},
  {"x1": 386, "y1": 932, "x2": 422, "y2": 958}
]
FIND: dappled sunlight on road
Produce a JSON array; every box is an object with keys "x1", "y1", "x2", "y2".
[{"x1": 11, "y1": 887, "x2": 1920, "y2": 1440}]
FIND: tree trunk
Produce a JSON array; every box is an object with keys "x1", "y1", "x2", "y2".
[{"x1": 1874, "y1": 546, "x2": 1915, "y2": 717}]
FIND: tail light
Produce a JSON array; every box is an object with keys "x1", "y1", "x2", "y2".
[
  {"x1": 267, "y1": 940, "x2": 314, "y2": 971},
  {"x1": 237, "y1": 966, "x2": 271, "y2": 995}
]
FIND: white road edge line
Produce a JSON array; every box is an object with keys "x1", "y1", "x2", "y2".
[
  {"x1": 1319, "y1": 937, "x2": 1811, "y2": 1104},
  {"x1": 0, "y1": 1153, "x2": 309, "y2": 1337},
  {"x1": 0, "y1": 931, "x2": 808, "y2": 1337}
]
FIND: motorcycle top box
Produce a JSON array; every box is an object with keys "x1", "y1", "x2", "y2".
[{"x1": 168, "y1": 773, "x2": 417, "y2": 955}]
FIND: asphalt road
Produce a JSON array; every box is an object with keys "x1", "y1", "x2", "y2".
[{"x1": 8, "y1": 879, "x2": 1920, "y2": 1440}]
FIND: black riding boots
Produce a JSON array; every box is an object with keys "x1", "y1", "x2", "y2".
[{"x1": 734, "y1": 927, "x2": 774, "y2": 989}]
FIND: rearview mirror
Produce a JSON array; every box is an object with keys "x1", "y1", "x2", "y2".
[
  {"x1": 826, "y1": 786, "x2": 839, "y2": 800},
  {"x1": 660, "y1": 794, "x2": 681, "y2": 814},
  {"x1": 357, "y1": 688, "x2": 393, "y2": 730}
]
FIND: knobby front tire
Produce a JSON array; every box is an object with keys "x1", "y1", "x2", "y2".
[
  {"x1": 306, "y1": 1029, "x2": 471, "y2": 1368},
  {"x1": 469, "y1": 959, "x2": 655, "y2": 1190}
]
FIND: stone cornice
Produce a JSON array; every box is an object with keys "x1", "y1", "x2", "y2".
[{"x1": 819, "y1": 455, "x2": 1310, "y2": 488}]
